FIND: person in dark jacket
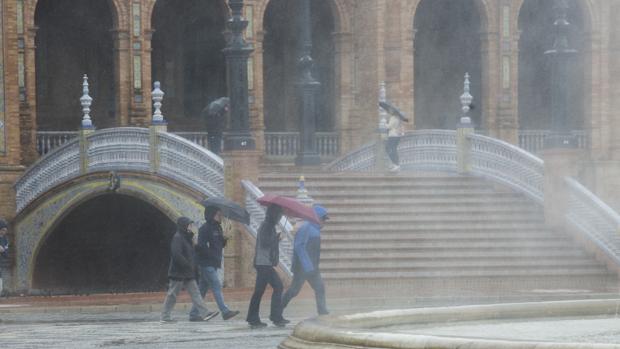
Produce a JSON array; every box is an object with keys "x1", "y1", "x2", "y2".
[
  {"x1": 282, "y1": 205, "x2": 330, "y2": 316},
  {"x1": 160, "y1": 217, "x2": 219, "y2": 323},
  {"x1": 189, "y1": 206, "x2": 240, "y2": 321},
  {"x1": 202, "y1": 97, "x2": 229, "y2": 155},
  {"x1": 246, "y1": 204, "x2": 289, "y2": 328},
  {"x1": 0, "y1": 219, "x2": 8, "y2": 296}
]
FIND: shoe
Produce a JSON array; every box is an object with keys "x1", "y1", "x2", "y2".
[
  {"x1": 203, "y1": 311, "x2": 220, "y2": 322},
  {"x1": 160, "y1": 318, "x2": 177, "y2": 324},
  {"x1": 189, "y1": 316, "x2": 204, "y2": 322},
  {"x1": 271, "y1": 318, "x2": 290, "y2": 327},
  {"x1": 389, "y1": 165, "x2": 400, "y2": 172},
  {"x1": 248, "y1": 320, "x2": 268, "y2": 329},
  {"x1": 222, "y1": 310, "x2": 240, "y2": 320}
]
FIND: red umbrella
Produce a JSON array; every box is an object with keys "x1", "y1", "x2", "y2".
[{"x1": 257, "y1": 193, "x2": 320, "y2": 224}]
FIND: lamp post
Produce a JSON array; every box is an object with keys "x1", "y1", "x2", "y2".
[
  {"x1": 295, "y1": 0, "x2": 321, "y2": 166},
  {"x1": 544, "y1": 0, "x2": 577, "y2": 148},
  {"x1": 223, "y1": 0, "x2": 255, "y2": 151}
]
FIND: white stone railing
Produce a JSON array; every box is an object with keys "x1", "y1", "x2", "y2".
[
  {"x1": 469, "y1": 133, "x2": 544, "y2": 203},
  {"x1": 17, "y1": 127, "x2": 224, "y2": 212},
  {"x1": 264, "y1": 131, "x2": 340, "y2": 159},
  {"x1": 37, "y1": 131, "x2": 78, "y2": 155},
  {"x1": 565, "y1": 177, "x2": 620, "y2": 265},
  {"x1": 241, "y1": 179, "x2": 294, "y2": 277},
  {"x1": 16, "y1": 138, "x2": 81, "y2": 212},
  {"x1": 518, "y1": 130, "x2": 588, "y2": 154},
  {"x1": 325, "y1": 130, "x2": 458, "y2": 172}
]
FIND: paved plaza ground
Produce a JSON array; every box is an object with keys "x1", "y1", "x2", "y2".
[{"x1": 2, "y1": 288, "x2": 620, "y2": 349}]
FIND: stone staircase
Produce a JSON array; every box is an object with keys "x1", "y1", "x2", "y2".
[{"x1": 259, "y1": 173, "x2": 619, "y2": 298}]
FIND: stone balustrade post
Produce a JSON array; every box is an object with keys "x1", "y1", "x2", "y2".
[
  {"x1": 457, "y1": 73, "x2": 474, "y2": 174},
  {"x1": 79, "y1": 75, "x2": 95, "y2": 175},
  {"x1": 149, "y1": 81, "x2": 167, "y2": 173}
]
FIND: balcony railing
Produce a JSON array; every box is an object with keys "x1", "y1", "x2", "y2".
[
  {"x1": 518, "y1": 130, "x2": 588, "y2": 154},
  {"x1": 37, "y1": 131, "x2": 341, "y2": 160}
]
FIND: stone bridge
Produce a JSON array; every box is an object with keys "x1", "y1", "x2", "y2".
[{"x1": 12, "y1": 127, "x2": 224, "y2": 292}]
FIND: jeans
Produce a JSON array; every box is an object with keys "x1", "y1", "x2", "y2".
[
  {"x1": 385, "y1": 136, "x2": 401, "y2": 166},
  {"x1": 246, "y1": 265, "x2": 284, "y2": 323},
  {"x1": 282, "y1": 270, "x2": 328, "y2": 315},
  {"x1": 189, "y1": 266, "x2": 229, "y2": 318},
  {"x1": 161, "y1": 279, "x2": 211, "y2": 321}
]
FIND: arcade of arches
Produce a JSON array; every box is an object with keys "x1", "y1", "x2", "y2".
[{"x1": 3, "y1": 0, "x2": 620, "y2": 294}]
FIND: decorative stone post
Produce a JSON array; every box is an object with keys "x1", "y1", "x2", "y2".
[
  {"x1": 296, "y1": 175, "x2": 314, "y2": 206},
  {"x1": 295, "y1": 0, "x2": 321, "y2": 166},
  {"x1": 541, "y1": 0, "x2": 583, "y2": 230},
  {"x1": 457, "y1": 73, "x2": 474, "y2": 174},
  {"x1": 222, "y1": 0, "x2": 262, "y2": 288},
  {"x1": 150, "y1": 81, "x2": 167, "y2": 173},
  {"x1": 223, "y1": 0, "x2": 255, "y2": 151},
  {"x1": 79, "y1": 75, "x2": 95, "y2": 174},
  {"x1": 544, "y1": 0, "x2": 578, "y2": 149},
  {"x1": 375, "y1": 82, "x2": 388, "y2": 171}
]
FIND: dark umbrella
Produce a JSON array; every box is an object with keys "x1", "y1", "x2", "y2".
[
  {"x1": 201, "y1": 197, "x2": 250, "y2": 225},
  {"x1": 207, "y1": 97, "x2": 230, "y2": 115},
  {"x1": 379, "y1": 100, "x2": 409, "y2": 122},
  {"x1": 257, "y1": 194, "x2": 320, "y2": 224}
]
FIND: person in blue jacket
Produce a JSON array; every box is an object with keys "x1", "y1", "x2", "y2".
[{"x1": 281, "y1": 205, "x2": 329, "y2": 316}]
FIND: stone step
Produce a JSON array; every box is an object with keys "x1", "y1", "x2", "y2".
[
  {"x1": 321, "y1": 267, "x2": 613, "y2": 280},
  {"x1": 319, "y1": 258, "x2": 602, "y2": 270},
  {"x1": 321, "y1": 240, "x2": 577, "y2": 251},
  {"x1": 322, "y1": 205, "x2": 541, "y2": 215},
  {"x1": 321, "y1": 231, "x2": 564, "y2": 241},
  {"x1": 324, "y1": 215, "x2": 545, "y2": 225},
  {"x1": 320, "y1": 248, "x2": 586, "y2": 259},
  {"x1": 323, "y1": 222, "x2": 548, "y2": 231}
]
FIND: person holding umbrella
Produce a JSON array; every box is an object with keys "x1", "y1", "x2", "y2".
[
  {"x1": 189, "y1": 204, "x2": 241, "y2": 321},
  {"x1": 202, "y1": 97, "x2": 229, "y2": 155},
  {"x1": 379, "y1": 101, "x2": 409, "y2": 172},
  {"x1": 281, "y1": 205, "x2": 330, "y2": 316},
  {"x1": 246, "y1": 194, "x2": 320, "y2": 328}
]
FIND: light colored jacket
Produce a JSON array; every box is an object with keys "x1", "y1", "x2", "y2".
[{"x1": 387, "y1": 115, "x2": 404, "y2": 137}]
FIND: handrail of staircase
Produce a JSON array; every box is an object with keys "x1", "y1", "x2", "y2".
[
  {"x1": 15, "y1": 138, "x2": 81, "y2": 212},
  {"x1": 241, "y1": 179, "x2": 294, "y2": 277},
  {"x1": 15, "y1": 127, "x2": 225, "y2": 213},
  {"x1": 468, "y1": 133, "x2": 544, "y2": 203},
  {"x1": 325, "y1": 130, "x2": 458, "y2": 172},
  {"x1": 565, "y1": 177, "x2": 620, "y2": 266}
]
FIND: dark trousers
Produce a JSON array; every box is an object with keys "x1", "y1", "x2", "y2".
[
  {"x1": 208, "y1": 134, "x2": 222, "y2": 155},
  {"x1": 246, "y1": 265, "x2": 284, "y2": 323},
  {"x1": 282, "y1": 270, "x2": 328, "y2": 315},
  {"x1": 385, "y1": 136, "x2": 401, "y2": 166}
]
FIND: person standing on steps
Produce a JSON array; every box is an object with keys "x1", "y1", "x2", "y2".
[
  {"x1": 190, "y1": 206, "x2": 240, "y2": 321},
  {"x1": 246, "y1": 204, "x2": 289, "y2": 328},
  {"x1": 380, "y1": 101, "x2": 409, "y2": 172},
  {"x1": 160, "y1": 217, "x2": 219, "y2": 323},
  {"x1": 0, "y1": 219, "x2": 9, "y2": 297},
  {"x1": 282, "y1": 205, "x2": 330, "y2": 316},
  {"x1": 202, "y1": 97, "x2": 229, "y2": 155}
]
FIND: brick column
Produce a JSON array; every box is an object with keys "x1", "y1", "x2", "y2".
[
  {"x1": 333, "y1": 31, "x2": 354, "y2": 155},
  {"x1": 222, "y1": 149, "x2": 261, "y2": 288},
  {"x1": 112, "y1": 29, "x2": 132, "y2": 126}
]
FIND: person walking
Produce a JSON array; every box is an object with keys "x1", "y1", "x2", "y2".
[
  {"x1": 189, "y1": 206, "x2": 240, "y2": 321},
  {"x1": 202, "y1": 97, "x2": 229, "y2": 155},
  {"x1": 0, "y1": 219, "x2": 8, "y2": 296},
  {"x1": 386, "y1": 112, "x2": 404, "y2": 172},
  {"x1": 160, "y1": 217, "x2": 219, "y2": 323},
  {"x1": 282, "y1": 205, "x2": 330, "y2": 316},
  {"x1": 246, "y1": 204, "x2": 289, "y2": 328}
]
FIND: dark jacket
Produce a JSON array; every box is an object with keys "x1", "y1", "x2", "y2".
[
  {"x1": 254, "y1": 221, "x2": 279, "y2": 267},
  {"x1": 292, "y1": 222, "x2": 321, "y2": 273},
  {"x1": 0, "y1": 235, "x2": 8, "y2": 259},
  {"x1": 202, "y1": 108, "x2": 224, "y2": 135},
  {"x1": 195, "y1": 220, "x2": 226, "y2": 268},
  {"x1": 167, "y1": 229, "x2": 197, "y2": 280}
]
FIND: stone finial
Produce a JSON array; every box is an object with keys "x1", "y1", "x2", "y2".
[
  {"x1": 378, "y1": 81, "x2": 388, "y2": 131},
  {"x1": 152, "y1": 81, "x2": 165, "y2": 124},
  {"x1": 459, "y1": 73, "x2": 473, "y2": 125},
  {"x1": 80, "y1": 74, "x2": 94, "y2": 129},
  {"x1": 296, "y1": 175, "x2": 314, "y2": 205}
]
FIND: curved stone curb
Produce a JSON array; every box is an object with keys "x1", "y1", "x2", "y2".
[{"x1": 279, "y1": 299, "x2": 620, "y2": 349}]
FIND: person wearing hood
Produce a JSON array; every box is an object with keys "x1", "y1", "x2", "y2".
[
  {"x1": 281, "y1": 205, "x2": 330, "y2": 316},
  {"x1": 160, "y1": 217, "x2": 219, "y2": 323},
  {"x1": 246, "y1": 204, "x2": 289, "y2": 328},
  {"x1": 189, "y1": 206, "x2": 240, "y2": 321},
  {"x1": 0, "y1": 219, "x2": 9, "y2": 296}
]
